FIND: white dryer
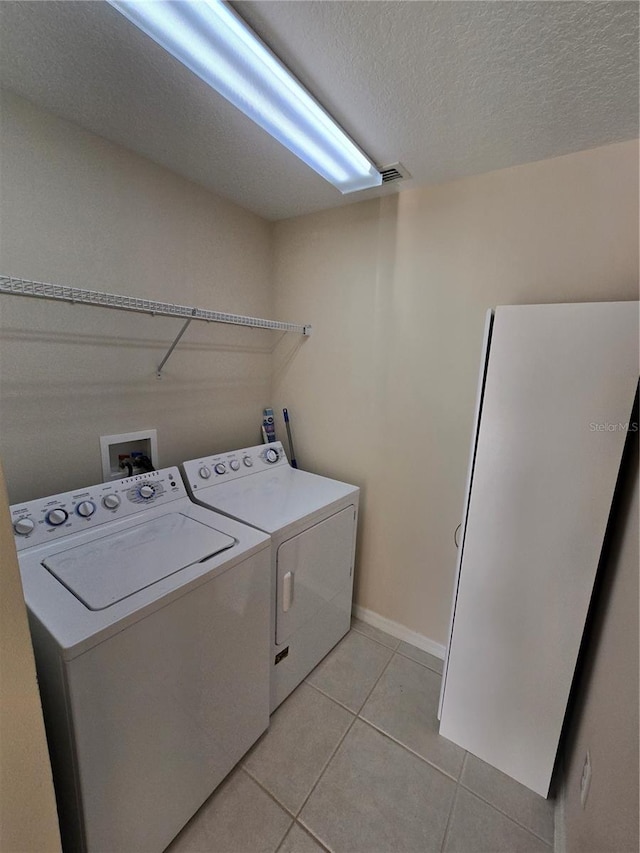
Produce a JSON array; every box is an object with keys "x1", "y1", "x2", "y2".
[
  {"x1": 10, "y1": 467, "x2": 271, "y2": 853},
  {"x1": 181, "y1": 442, "x2": 359, "y2": 711}
]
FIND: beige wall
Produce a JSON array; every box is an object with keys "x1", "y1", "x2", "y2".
[
  {"x1": 563, "y1": 437, "x2": 638, "y2": 852},
  {"x1": 0, "y1": 460, "x2": 61, "y2": 852},
  {"x1": 271, "y1": 140, "x2": 639, "y2": 647},
  {"x1": 0, "y1": 91, "x2": 274, "y2": 504}
]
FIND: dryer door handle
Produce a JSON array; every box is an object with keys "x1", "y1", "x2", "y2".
[{"x1": 282, "y1": 571, "x2": 294, "y2": 612}]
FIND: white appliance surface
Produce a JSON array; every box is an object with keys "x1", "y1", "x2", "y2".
[
  {"x1": 276, "y1": 506, "x2": 355, "y2": 645},
  {"x1": 185, "y1": 444, "x2": 356, "y2": 534},
  {"x1": 43, "y1": 514, "x2": 235, "y2": 610},
  {"x1": 182, "y1": 441, "x2": 359, "y2": 711},
  {"x1": 11, "y1": 467, "x2": 271, "y2": 852},
  {"x1": 439, "y1": 301, "x2": 639, "y2": 797}
]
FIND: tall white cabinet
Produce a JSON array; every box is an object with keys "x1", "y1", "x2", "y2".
[{"x1": 439, "y1": 302, "x2": 639, "y2": 796}]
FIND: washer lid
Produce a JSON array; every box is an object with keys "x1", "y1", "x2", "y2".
[{"x1": 42, "y1": 513, "x2": 235, "y2": 610}]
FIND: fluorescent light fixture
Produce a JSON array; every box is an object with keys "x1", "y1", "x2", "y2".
[{"x1": 108, "y1": 0, "x2": 382, "y2": 194}]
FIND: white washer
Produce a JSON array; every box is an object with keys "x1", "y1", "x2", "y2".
[
  {"x1": 10, "y1": 467, "x2": 271, "y2": 853},
  {"x1": 182, "y1": 442, "x2": 359, "y2": 711}
]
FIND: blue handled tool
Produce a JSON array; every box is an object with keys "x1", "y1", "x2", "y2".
[{"x1": 283, "y1": 408, "x2": 298, "y2": 468}]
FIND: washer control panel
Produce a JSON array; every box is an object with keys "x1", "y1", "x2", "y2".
[
  {"x1": 10, "y1": 468, "x2": 186, "y2": 551},
  {"x1": 183, "y1": 442, "x2": 289, "y2": 492}
]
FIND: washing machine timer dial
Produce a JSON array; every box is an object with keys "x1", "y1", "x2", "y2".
[
  {"x1": 46, "y1": 508, "x2": 69, "y2": 526},
  {"x1": 138, "y1": 484, "x2": 156, "y2": 500},
  {"x1": 265, "y1": 448, "x2": 279, "y2": 464}
]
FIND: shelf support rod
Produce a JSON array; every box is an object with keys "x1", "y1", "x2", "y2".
[{"x1": 156, "y1": 317, "x2": 194, "y2": 378}]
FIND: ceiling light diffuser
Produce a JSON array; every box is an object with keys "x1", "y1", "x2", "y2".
[{"x1": 108, "y1": 0, "x2": 382, "y2": 194}]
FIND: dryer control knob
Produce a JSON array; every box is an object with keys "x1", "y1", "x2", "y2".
[
  {"x1": 13, "y1": 517, "x2": 35, "y2": 536},
  {"x1": 76, "y1": 501, "x2": 96, "y2": 518},
  {"x1": 229, "y1": 460, "x2": 240, "y2": 471},
  {"x1": 199, "y1": 466, "x2": 212, "y2": 479},
  {"x1": 139, "y1": 484, "x2": 155, "y2": 499},
  {"x1": 46, "y1": 508, "x2": 68, "y2": 526},
  {"x1": 102, "y1": 494, "x2": 121, "y2": 510},
  {"x1": 214, "y1": 463, "x2": 227, "y2": 475},
  {"x1": 265, "y1": 448, "x2": 279, "y2": 464},
  {"x1": 243, "y1": 456, "x2": 253, "y2": 467}
]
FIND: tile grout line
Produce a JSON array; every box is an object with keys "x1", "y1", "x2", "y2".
[
  {"x1": 349, "y1": 622, "x2": 401, "y2": 652},
  {"x1": 439, "y1": 752, "x2": 468, "y2": 852},
  {"x1": 272, "y1": 818, "x2": 296, "y2": 853},
  {"x1": 356, "y1": 715, "x2": 463, "y2": 785},
  {"x1": 394, "y1": 647, "x2": 443, "y2": 675},
  {"x1": 291, "y1": 820, "x2": 333, "y2": 853},
  {"x1": 239, "y1": 765, "x2": 297, "y2": 820},
  {"x1": 439, "y1": 780, "x2": 461, "y2": 853},
  {"x1": 294, "y1": 645, "x2": 400, "y2": 840},
  {"x1": 353, "y1": 644, "x2": 399, "y2": 715},
  {"x1": 275, "y1": 819, "x2": 332, "y2": 853},
  {"x1": 455, "y1": 781, "x2": 554, "y2": 848},
  {"x1": 303, "y1": 678, "x2": 360, "y2": 715},
  {"x1": 351, "y1": 621, "x2": 444, "y2": 676},
  {"x1": 457, "y1": 748, "x2": 553, "y2": 847},
  {"x1": 294, "y1": 712, "x2": 359, "y2": 832},
  {"x1": 356, "y1": 646, "x2": 465, "y2": 786}
]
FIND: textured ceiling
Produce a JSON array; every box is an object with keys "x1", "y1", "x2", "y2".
[{"x1": 0, "y1": 1, "x2": 637, "y2": 221}]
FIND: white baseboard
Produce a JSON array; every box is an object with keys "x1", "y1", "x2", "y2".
[{"x1": 352, "y1": 604, "x2": 446, "y2": 660}]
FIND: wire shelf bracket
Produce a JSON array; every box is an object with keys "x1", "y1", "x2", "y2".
[{"x1": 0, "y1": 274, "x2": 312, "y2": 376}]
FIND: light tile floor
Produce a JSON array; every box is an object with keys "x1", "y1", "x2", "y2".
[{"x1": 167, "y1": 619, "x2": 555, "y2": 853}]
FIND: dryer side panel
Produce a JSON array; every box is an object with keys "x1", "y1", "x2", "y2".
[{"x1": 276, "y1": 506, "x2": 356, "y2": 645}]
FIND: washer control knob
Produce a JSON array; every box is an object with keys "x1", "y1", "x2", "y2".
[
  {"x1": 102, "y1": 494, "x2": 121, "y2": 510},
  {"x1": 199, "y1": 466, "x2": 211, "y2": 479},
  {"x1": 13, "y1": 517, "x2": 35, "y2": 536},
  {"x1": 229, "y1": 460, "x2": 240, "y2": 472},
  {"x1": 139, "y1": 484, "x2": 155, "y2": 499},
  {"x1": 243, "y1": 456, "x2": 253, "y2": 467},
  {"x1": 46, "y1": 508, "x2": 68, "y2": 526},
  {"x1": 214, "y1": 463, "x2": 227, "y2": 475},
  {"x1": 76, "y1": 501, "x2": 96, "y2": 518},
  {"x1": 265, "y1": 448, "x2": 279, "y2": 464}
]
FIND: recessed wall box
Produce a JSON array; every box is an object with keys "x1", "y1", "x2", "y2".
[{"x1": 100, "y1": 430, "x2": 158, "y2": 481}]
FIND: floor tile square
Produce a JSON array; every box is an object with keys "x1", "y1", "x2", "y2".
[
  {"x1": 350, "y1": 616, "x2": 400, "y2": 649},
  {"x1": 299, "y1": 719, "x2": 456, "y2": 853},
  {"x1": 460, "y1": 753, "x2": 555, "y2": 844},
  {"x1": 444, "y1": 787, "x2": 551, "y2": 852},
  {"x1": 361, "y1": 653, "x2": 465, "y2": 779},
  {"x1": 166, "y1": 767, "x2": 291, "y2": 853},
  {"x1": 397, "y1": 640, "x2": 444, "y2": 674},
  {"x1": 277, "y1": 823, "x2": 327, "y2": 853},
  {"x1": 306, "y1": 630, "x2": 394, "y2": 712},
  {"x1": 244, "y1": 682, "x2": 353, "y2": 814}
]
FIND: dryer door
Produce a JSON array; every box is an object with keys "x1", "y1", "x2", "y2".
[{"x1": 276, "y1": 506, "x2": 355, "y2": 645}]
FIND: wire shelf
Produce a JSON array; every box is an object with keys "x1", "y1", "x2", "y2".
[
  {"x1": 0, "y1": 274, "x2": 312, "y2": 375},
  {"x1": 0, "y1": 275, "x2": 310, "y2": 333}
]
